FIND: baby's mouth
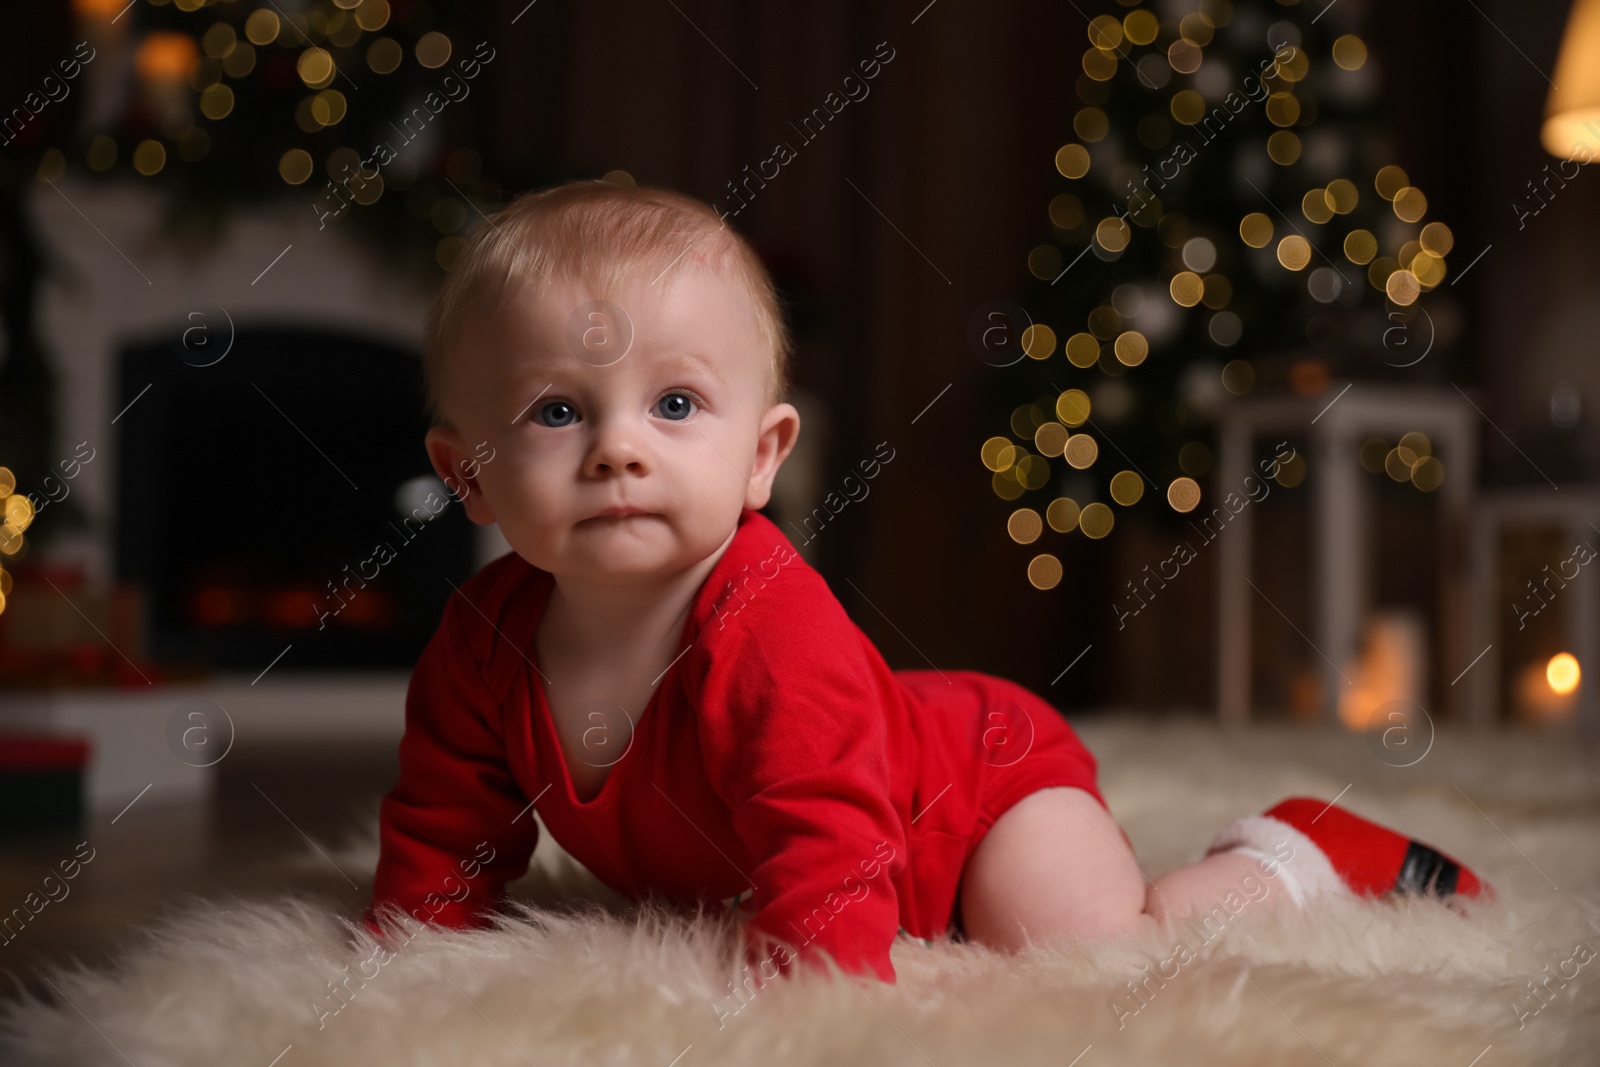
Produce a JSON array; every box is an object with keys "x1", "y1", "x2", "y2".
[{"x1": 581, "y1": 508, "x2": 656, "y2": 523}]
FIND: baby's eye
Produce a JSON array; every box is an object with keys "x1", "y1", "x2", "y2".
[
  {"x1": 536, "y1": 401, "x2": 579, "y2": 427},
  {"x1": 655, "y1": 393, "x2": 696, "y2": 421}
]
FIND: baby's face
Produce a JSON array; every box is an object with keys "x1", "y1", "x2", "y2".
[{"x1": 427, "y1": 262, "x2": 797, "y2": 585}]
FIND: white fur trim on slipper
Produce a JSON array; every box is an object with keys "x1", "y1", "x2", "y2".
[{"x1": 1204, "y1": 814, "x2": 1354, "y2": 907}]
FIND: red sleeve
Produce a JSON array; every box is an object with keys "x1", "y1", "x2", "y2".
[
  {"x1": 365, "y1": 589, "x2": 541, "y2": 937},
  {"x1": 693, "y1": 565, "x2": 906, "y2": 984}
]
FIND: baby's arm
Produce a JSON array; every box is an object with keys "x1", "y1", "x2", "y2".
[
  {"x1": 695, "y1": 600, "x2": 907, "y2": 983},
  {"x1": 365, "y1": 593, "x2": 540, "y2": 936}
]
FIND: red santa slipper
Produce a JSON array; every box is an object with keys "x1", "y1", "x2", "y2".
[{"x1": 1204, "y1": 795, "x2": 1493, "y2": 907}]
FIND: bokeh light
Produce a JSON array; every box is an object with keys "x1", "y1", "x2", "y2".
[
  {"x1": 1028, "y1": 554, "x2": 1064, "y2": 590},
  {"x1": 1393, "y1": 186, "x2": 1428, "y2": 223},
  {"x1": 1064, "y1": 433, "x2": 1099, "y2": 469},
  {"x1": 415, "y1": 32, "x2": 453, "y2": 69},
  {"x1": 1221, "y1": 359, "x2": 1255, "y2": 394},
  {"x1": 1170, "y1": 271, "x2": 1204, "y2": 306},
  {"x1": 298, "y1": 47, "x2": 336, "y2": 89},
  {"x1": 1343, "y1": 228, "x2": 1377, "y2": 264},
  {"x1": 1075, "y1": 107, "x2": 1109, "y2": 141},
  {"x1": 1302, "y1": 188, "x2": 1333, "y2": 224},
  {"x1": 1056, "y1": 388, "x2": 1091, "y2": 426},
  {"x1": 136, "y1": 31, "x2": 200, "y2": 82},
  {"x1": 1547, "y1": 653, "x2": 1581, "y2": 695},
  {"x1": 368, "y1": 37, "x2": 403, "y2": 74},
  {"x1": 1239, "y1": 212, "x2": 1274, "y2": 247},
  {"x1": 1079, "y1": 503, "x2": 1114, "y2": 539},
  {"x1": 1046, "y1": 497, "x2": 1081, "y2": 533},
  {"x1": 1096, "y1": 216, "x2": 1131, "y2": 252},
  {"x1": 1267, "y1": 130, "x2": 1301, "y2": 165},
  {"x1": 1167, "y1": 477, "x2": 1201, "y2": 512},
  {"x1": 1113, "y1": 331, "x2": 1149, "y2": 366},
  {"x1": 133, "y1": 140, "x2": 167, "y2": 176},
  {"x1": 1420, "y1": 221, "x2": 1454, "y2": 255},
  {"x1": 1065, "y1": 332, "x2": 1100, "y2": 368},
  {"x1": 279, "y1": 148, "x2": 314, "y2": 185},
  {"x1": 1332, "y1": 35, "x2": 1368, "y2": 70},
  {"x1": 355, "y1": 0, "x2": 392, "y2": 31},
  {"x1": 1411, "y1": 455, "x2": 1444, "y2": 491},
  {"x1": 1110, "y1": 471, "x2": 1144, "y2": 505},
  {"x1": 244, "y1": 9, "x2": 280, "y2": 45},
  {"x1": 1034, "y1": 422, "x2": 1068, "y2": 457},
  {"x1": 1022, "y1": 323, "x2": 1057, "y2": 360},
  {"x1": 1055, "y1": 143, "x2": 1090, "y2": 179},
  {"x1": 1008, "y1": 508, "x2": 1044, "y2": 544},
  {"x1": 1276, "y1": 235, "x2": 1311, "y2": 271}
]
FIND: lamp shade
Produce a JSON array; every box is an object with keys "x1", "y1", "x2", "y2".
[{"x1": 1543, "y1": 0, "x2": 1600, "y2": 159}]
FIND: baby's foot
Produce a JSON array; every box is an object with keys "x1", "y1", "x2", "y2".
[{"x1": 1204, "y1": 795, "x2": 1493, "y2": 909}]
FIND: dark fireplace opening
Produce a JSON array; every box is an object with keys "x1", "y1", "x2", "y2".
[{"x1": 115, "y1": 325, "x2": 476, "y2": 671}]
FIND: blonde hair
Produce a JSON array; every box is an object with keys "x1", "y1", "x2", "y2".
[{"x1": 421, "y1": 180, "x2": 792, "y2": 427}]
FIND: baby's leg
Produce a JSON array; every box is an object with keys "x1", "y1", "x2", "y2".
[
  {"x1": 1143, "y1": 850, "x2": 1285, "y2": 927},
  {"x1": 959, "y1": 787, "x2": 1290, "y2": 953}
]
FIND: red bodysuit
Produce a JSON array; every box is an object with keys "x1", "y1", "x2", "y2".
[{"x1": 366, "y1": 507, "x2": 1108, "y2": 983}]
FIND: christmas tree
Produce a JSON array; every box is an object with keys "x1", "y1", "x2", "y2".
[{"x1": 980, "y1": 0, "x2": 1458, "y2": 590}]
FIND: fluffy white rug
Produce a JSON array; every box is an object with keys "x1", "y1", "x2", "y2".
[{"x1": 4, "y1": 716, "x2": 1597, "y2": 1066}]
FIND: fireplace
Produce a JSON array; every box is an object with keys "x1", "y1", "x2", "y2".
[{"x1": 114, "y1": 325, "x2": 474, "y2": 670}]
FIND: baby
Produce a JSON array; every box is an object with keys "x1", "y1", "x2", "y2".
[{"x1": 365, "y1": 181, "x2": 1490, "y2": 985}]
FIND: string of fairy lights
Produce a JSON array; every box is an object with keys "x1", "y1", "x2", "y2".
[{"x1": 988, "y1": 0, "x2": 1455, "y2": 591}]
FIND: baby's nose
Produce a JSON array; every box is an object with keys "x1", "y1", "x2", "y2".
[{"x1": 585, "y1": 419, "x2": 649, "y2": 475}]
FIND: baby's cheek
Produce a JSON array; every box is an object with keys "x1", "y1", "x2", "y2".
[{"x1": 486, "y1": 462, "x2": 549, "y2": 514}]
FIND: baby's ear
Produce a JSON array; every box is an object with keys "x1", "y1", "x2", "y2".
[
  {"x1": 425, "y1": 424, "x2": 497, "y2": 525},
  {"x1": 745, "y1": 402, "x2": 801, "y2": 510}
]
